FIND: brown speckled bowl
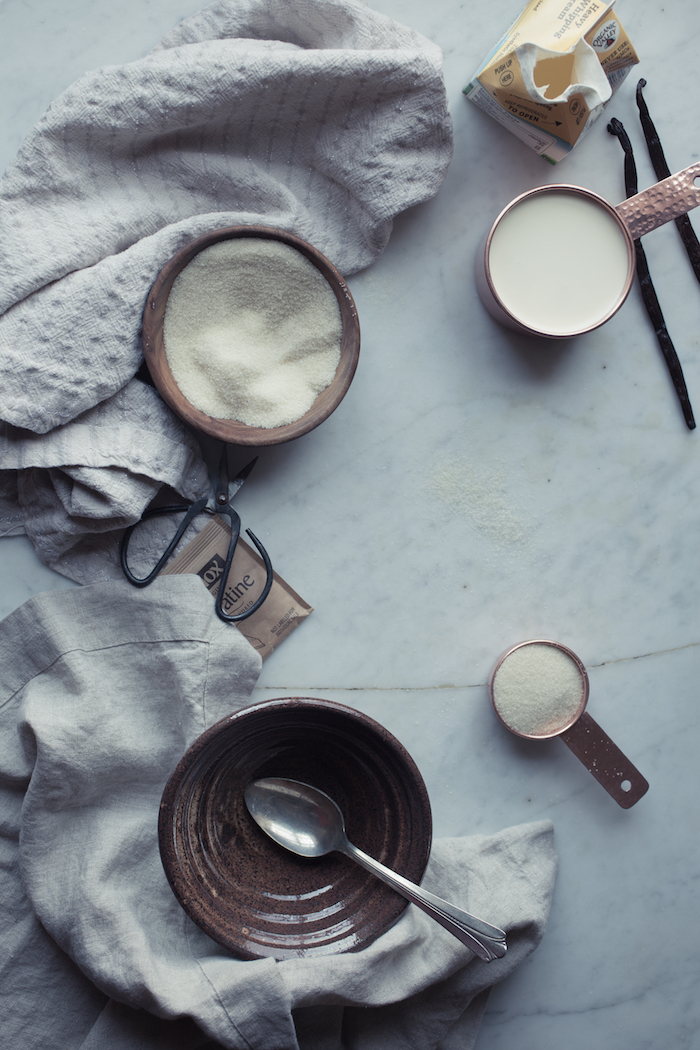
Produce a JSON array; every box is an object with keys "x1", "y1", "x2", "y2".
[{"x1": 158, "y1": 697, "x2": 432, "y2": 959}]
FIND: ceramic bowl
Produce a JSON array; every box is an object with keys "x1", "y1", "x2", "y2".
[
  {"x1": 158, "y1": 697, "x2": 432, "y2": 959},
  {"x1": 142, "y1": 226, "x2": 360, "y2": 446}
]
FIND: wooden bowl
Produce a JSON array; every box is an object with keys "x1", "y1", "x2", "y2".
[{"x1": 142, "y1": 226, "x2": 360, "y2": 446}]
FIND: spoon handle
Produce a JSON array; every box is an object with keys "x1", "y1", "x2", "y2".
[{"x1": 342, "y1": 841, "x2": 507, "y2": 962}]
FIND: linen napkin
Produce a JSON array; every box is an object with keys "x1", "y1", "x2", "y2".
[
  {"x1": 0, "y1": 576, "x2": 557, "y2": 1050},
  {"x1": 0, "y1": 0, "x2": 453, "y2": 584}
]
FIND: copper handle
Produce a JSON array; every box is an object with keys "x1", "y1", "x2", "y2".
[
  {"x1": 559, "y1": 711, "x2": 649, "y2": 809},
  {"x1": 616, "y1": 162, "x2": 700, "y2": 240}
]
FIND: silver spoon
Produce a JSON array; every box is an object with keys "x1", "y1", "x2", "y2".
[{"x1": 244, "y1": 777, "x2": 507, "y2": 962}]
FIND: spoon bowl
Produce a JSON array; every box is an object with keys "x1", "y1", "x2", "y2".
[
  {"x1": 244, "y1": 776, "x2": 346, "y2": 858},
  {"x1": 245, "y1": 777, "x2": 508, "y2": 962}
]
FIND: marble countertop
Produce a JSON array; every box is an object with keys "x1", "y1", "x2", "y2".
[{"x1": 2, "y1": 0, "x2": 699, "y2": 1046}]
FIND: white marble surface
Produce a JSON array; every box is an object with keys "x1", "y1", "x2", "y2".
[{"x1": 2, "y1": 0, "x2": 700, "y2": 1046}]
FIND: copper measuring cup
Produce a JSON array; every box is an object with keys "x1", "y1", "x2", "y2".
[
  {"x1": 476, "y1": 162, "x2": 700, "y2": 338},
  {"x1": 488, "y1": 639, "x2": 649, "y2": 808}
]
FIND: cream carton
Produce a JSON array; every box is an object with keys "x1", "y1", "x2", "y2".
[{"x1": 464, "y1": 0, "x2": 639, "y2": 163}]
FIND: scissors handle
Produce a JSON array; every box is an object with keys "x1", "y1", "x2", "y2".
[
  {"x1": 121, "y1": 495, "x2": 274, "y2": 625},
  {"x1": 120, "y1": 498, "x2": 209, "y2": 586},
  {"x1": 214, "y1": 506, "x2": 274, "y2": 623}
]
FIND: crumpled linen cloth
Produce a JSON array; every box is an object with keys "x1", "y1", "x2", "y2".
[
  {"x1": 0, "y1": 380, "x2": 210, "y2": 580},
  {"x1": 0, "y1": 0, "x2": 453, "y2": 584},
  {"x1": 0, "y1": 576, "x2": 557, "y2": 1050}
]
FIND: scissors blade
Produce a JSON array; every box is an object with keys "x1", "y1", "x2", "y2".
[{"x1": 219, "y1": 456, "x2": 258, "y2": 505}]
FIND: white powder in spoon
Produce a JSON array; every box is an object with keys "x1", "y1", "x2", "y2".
[
  {"x1": 163, "y1": 238, "x2": 342, "y2": 428},
  {"x1": 491, "y1": 642, "x2": 584, "y2": 737}
]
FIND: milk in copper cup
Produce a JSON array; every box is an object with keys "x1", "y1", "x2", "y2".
[
  {"x1": 477, "y1": 185, "x2": 634, "y2": 338},
  {"x1": 476, "y1": 164, "x2": 700, "y2": 339}
]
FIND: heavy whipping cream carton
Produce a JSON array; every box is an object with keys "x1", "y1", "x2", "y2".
[{"x1": 464, "y1": 0, "x2": 639, "y2": 163}]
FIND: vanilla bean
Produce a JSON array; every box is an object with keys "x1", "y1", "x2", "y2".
[
  {"x1": 636, "y1": 78, "x2": 700, "y2": 287},
  {"x1": 607, "y1": 117, "x2": 695, "y2": 430}
]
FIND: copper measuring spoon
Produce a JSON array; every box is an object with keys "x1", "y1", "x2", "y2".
[{"x1": 488, "y1": 639, "x2": 649, "y2": 808}]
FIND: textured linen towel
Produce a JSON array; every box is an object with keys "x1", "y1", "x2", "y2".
[
  {"x1": 0, "y1": 0, "x2": 453, "y2": 583},
  {"x1": 0, "y1": 577, "x2": 557, "y2": 1050}
]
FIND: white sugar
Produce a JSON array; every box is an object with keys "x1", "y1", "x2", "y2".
[
  {"x1": 163, "y1": 238, "x2": 342, "y2": 428},
  {"x1": 491, "y1": 642, "x2": 584, "y2": 737}
]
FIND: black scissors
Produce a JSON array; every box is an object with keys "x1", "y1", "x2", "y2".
[{"x1": 120, "y1": 445, "x2": 274, "y2": 624}]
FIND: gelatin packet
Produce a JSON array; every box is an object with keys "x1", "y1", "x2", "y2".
[{"x1": 160, "y1": 516, "x2": 312, "y2": 659}]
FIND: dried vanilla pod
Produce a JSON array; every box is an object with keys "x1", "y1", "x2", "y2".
[
  {"x1": 636, "y1": 79, "x2": 700, "y2": 287},
  {"x1": 607, "y1": 117, "x2": 695, "y2": 430}
]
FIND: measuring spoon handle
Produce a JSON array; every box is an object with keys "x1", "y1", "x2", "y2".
[
  {"x1": 559, "y1": 711, "x2": 649, "y2": 808},
  {"x1": 341, "y1": 839, "x2": 507, "y2": 962}
]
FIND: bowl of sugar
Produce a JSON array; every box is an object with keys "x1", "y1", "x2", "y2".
[{"x1": 142, "y1": 226, "x2": 360, "y2": 445}]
